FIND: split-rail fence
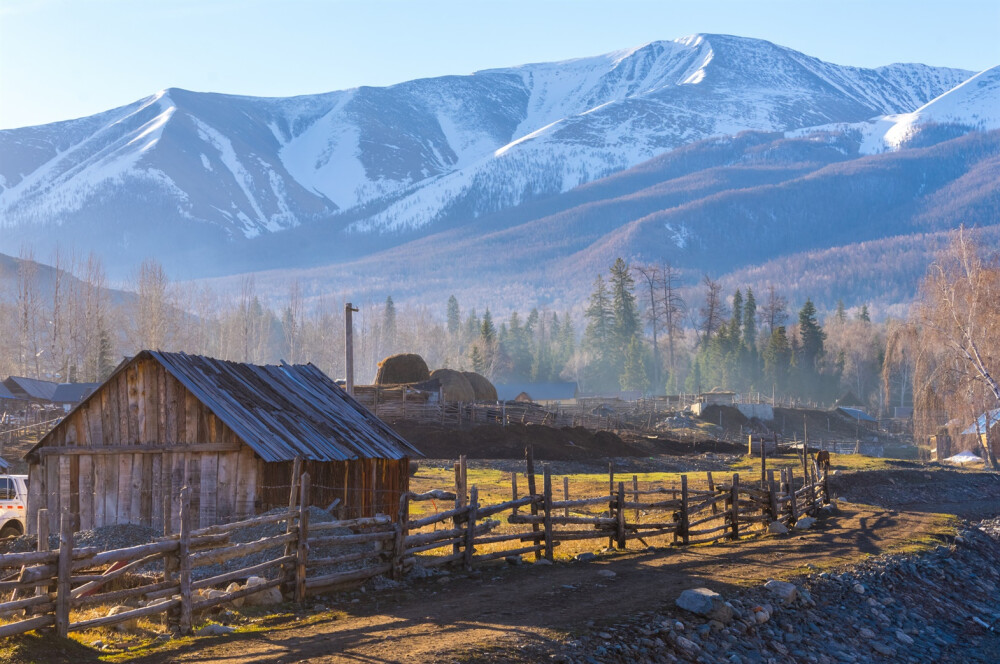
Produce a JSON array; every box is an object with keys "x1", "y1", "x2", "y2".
[{"x1": 0, "y1": 450, "x2": 830, "y2": 639}]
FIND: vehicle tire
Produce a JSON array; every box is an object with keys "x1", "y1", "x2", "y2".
[{"x1": 0, "y1": 523, "x2": 23, "y2": 539}]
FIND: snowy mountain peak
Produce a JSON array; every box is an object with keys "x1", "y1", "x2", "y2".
[{"x1": 0, "y1": 35, "x2": 981, "y2": 275}]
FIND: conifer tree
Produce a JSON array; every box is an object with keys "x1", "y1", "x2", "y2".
[{"x1": 446, "y1": 295, "x2": 460, "y2": 337}]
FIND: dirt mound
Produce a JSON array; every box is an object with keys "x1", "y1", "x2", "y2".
[
  {"x1": 375, "y1": 353, "x2": 430, "y2": 385},
  {"x1": 698, "y1": 405, "x2": 749, "y2": 429},
  {"x1": 392, "y1": 422, "x2": 641, "y2": 460}
]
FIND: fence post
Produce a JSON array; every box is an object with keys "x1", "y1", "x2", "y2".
[
  {"x1": 511, "y1": 472, "x2": 519, "y2": 515},
  {"x1": 767, "y1": 470, "x2": 779, "y2": 521},
  {"x1": 391, "y1": 491, "x2": 409, "y2": 580},
  {"x1": 707, "y1": 472, "x2": 717, "y2": 515},
  {"x1": 632, "y1": 475, "x2": 640, "y2": 523},
  {"x1": 681, "y1": 475, "x2": 690, "y2": 545},
  {"x1": 464, "y1": 486, "x2": 479, "y2": 570},
  {"x1": 35, "y1": 509, "x2": 49, "y2": 604},
  {"x1": 55, "y1": 510, "x2": 72, "y2": 637},
  {"x1": 543, "y1": 467, "x2": 554, "y2": 562},
  {"x1": 822, "y1": 458, "x2": 831, "y2": 504},
  {"x1": 607, "y1": 462, "x2": 615, "y2": 549},
  {"x1": 563, "y1": 476, "x2": 570, "y2": 518},
  {"x1": 730, "y1": 474, "x2": 740, "y2": 541},
  {"x1": 616, "y1": 482, "x2": 626, "y2": 549},
  {"x1": 296, "y1": 472, "x2": 310, "y2": 603},
  {"x1": 283, "y1": 460, "x2": 302, "y2": 593},
  {"x1": 525, "y1": 445, "x2": 541, "y2": 560},
  {"x1": 178, "y1": 487, "x2": 192, "y2": 636},
  {"x1": 789, "y1": 467, "x2": 798, "y2": 524}
]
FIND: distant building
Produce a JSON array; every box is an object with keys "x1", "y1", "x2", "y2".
[
  {"x1": 835, "y1": 406, "x2": 878, "y2": 430},
  {"x1": 495, "y1": 382, "x2": 578, "y2": 404}
]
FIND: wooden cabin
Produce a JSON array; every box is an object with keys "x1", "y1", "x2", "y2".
[{"x1": 24, "y1": 351, "x2": 423, "y2": 536}]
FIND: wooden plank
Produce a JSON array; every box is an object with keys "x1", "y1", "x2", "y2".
[
  {"x1": 199, "y1": 453, "x2": 218, "y2": 528},
  {"x1": 184, "y1": 391, "x2": 199, "y2": 444},
  {"x1": 79, "y1": 455, "x2": 94, "y2": 531},
  {"x1": 235, "y1": 447, "x2": 253, "y2": 519},
  {"x1": 186, "y1": 454, "x2": 201, "y2": 527},
  {"x1": 105, "y1": 451, "x2": 119, "y2": 524},
  {"x1": 139, "y1": 453, "x2": 152, "y2": 525},
  {"x1": 46, "y1": 459, "x2": 59, "y2": 535},
  {"x1": 118, "y1": 454, "x2": 134, "y2": 524},
  {"x1": 216, "y1": 452, "x2": 236, "y2": 525},
  {"x1": 93, "y1": 455, "x2": 105, "y2": 528},
  {"x1": 178, "y1": 488, "x2": 192, "y2": 635},
  {"x1": 171, "y1": 452, "x2": 185, "y2": 528},
  {"x1": 126, "y1": 364, "x2": 140, "y2": 445},
  {"x1": 26, "y1": 464, "x2": 42, "y2": 536},
  {"x1": 55, "y1": 512, "x2": 72, "y2": 637},
  {"x1": 151, "y1": 454, "x2": 163, "y2": 531},
  {"x1": 35, "y1": 443, "x2": 242, "y2": 456},
  {"x1": 136, "y1": 359, "x2": 148, "y2": 443}
]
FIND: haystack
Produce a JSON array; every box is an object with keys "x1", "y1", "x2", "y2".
[
  {"x1": 375, "y1": 353, "x2": 430, "y2": 385},
  {"x1": 514, "y1": 392, "x2": 533, "y2": 403},
  {"x1": 429, "y1": 369, "x2": 476, "y2": 402},
  {"x1": 462, "y1": 371, "x2": 498, "y2": 401}
]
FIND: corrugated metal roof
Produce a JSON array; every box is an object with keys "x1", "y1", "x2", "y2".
[
  {"x1": 148, "y1": 351, "x2": 422, "y2": 462},
  {"x1": 962, "y1": 408, "x2": 1000, "y2": 435},
  {"x1": 51, "y1": 383, "x2": 100, "y2": 404},
  {"x1": 32, "y1": 351, "x2": 422, "y2": 463},
  {"x1": 0, "y1": 382, "x2": 19, "y2": 401},
  {"x1": 836, "y1": 407, "x2": 877, "y2": 423},
  {"x1": 3, "y1": 376, "x2": 58, "y2": 401}
]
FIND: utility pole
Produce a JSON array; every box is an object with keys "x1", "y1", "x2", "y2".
[{"x1": 345, "y1": 302, "x2": 359, "y2": 396}]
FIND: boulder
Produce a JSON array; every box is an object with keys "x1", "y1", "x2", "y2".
[
  {"x1": 107, "y1": 605, "x2": 139, "y2": 632},
  {"x1": 243, "y1": 576, "x2": 283, "y2": 606},
  {"x1": 225, "y1": 582, "x2": 245, "y2": 608},
  {"x1": 793, "y1": 516, "x2": 817, "y2": 530},
  {"x1": 676, "y1": 588, "x2": 734, "y2": 623},
  {"x1": 764, "y1": 579, "x2": 799, "y2": 603},
  {"x1": 768, "y1": 521, "x2": 789, "y2": 534},
  {"x1": 197, "y1": 623, "x2": 235, "y2": 636}
]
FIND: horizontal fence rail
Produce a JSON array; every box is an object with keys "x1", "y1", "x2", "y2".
[{"x1": 0, "y1": 449, "x2": 830, "y2": 638}]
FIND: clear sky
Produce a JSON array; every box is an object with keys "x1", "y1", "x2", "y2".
[{"x1": 1, "y1": 0, "x2": 997, "y2": 130}]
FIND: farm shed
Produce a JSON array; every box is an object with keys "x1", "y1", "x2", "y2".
[{"x1": 24, "y1": 351, "x2": 423, "y2": 536}]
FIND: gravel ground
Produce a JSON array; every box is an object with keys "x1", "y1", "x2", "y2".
[{"x1": 516, "y1": 516, "x2": 1000, "y2": 663}]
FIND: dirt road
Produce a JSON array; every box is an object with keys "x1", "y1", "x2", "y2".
[{"x1": 125, "y1": 499, "x2": 945, "y2": 664}]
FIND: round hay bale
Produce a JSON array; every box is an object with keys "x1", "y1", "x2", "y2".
[
  {"x1": 514, "y1": 391, "x2": 533, "y2": 403},
  {"x1": 375, "y1": 353, "x2": 430, "y2": 385},
  {"x1": 462, "y1": 371, "x2": 498, "y2": 401},
  {"x1": 429, "y1": 368, "x2": 476, "y2": 402}
]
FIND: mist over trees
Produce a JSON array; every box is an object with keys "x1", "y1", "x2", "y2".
[{"x1": 13, "y1": 239, "x2": 996, "y2": 436}]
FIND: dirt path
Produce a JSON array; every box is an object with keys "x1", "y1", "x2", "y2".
[{"x1": 126, "y1": 501, "x2": 944, "y2": 664}]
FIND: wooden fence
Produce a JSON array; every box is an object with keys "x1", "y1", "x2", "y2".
[{"x1": 0, "y1": 451, "x2": 829, "y2": 639}]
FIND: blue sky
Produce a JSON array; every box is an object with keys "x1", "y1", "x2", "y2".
[{"x1": 1, "y1": 0, "x2": 997, "y2": 129}]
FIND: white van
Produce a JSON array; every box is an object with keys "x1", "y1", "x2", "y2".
[{"x1": 0, "y1": 475, "x2": 28, "y2": 538}]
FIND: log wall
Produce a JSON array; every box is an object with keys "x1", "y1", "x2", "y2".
[{"x1": 27, "y1": 357, "x2": 410, "y2": 533}]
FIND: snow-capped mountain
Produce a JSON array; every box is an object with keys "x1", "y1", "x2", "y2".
[
  {"x1": 790, "y1": 65, "x2": 1000, "y2": 154},
  {"x1": 0, "y1": 34, "x2": 978, "y2": 276}
]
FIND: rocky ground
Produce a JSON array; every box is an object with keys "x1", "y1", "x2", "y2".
[{"x1": 508, "y1": 515, "x2": 1000, "y2": 664}]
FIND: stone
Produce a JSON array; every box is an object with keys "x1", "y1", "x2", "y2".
[
  {"x1": 793, "y1": 516, "x2": 817, "y2": 530},
  {"x1": 575, "y1": 552, "x2": 597, "y2": 562},
  {"x1": 895, "y1": 630, "x2": 914, "y2": 645},
  {"x1": 243, "y1": 576, "x2": 283, "y2": 606},
  {"x1": 859, "y1": 627, "x2": 876, "y2": 639},
  {"x1": 676, "y1": 588, "x2": 734, "y2": 623},
  {"x1": 764, "y1": 580, "x2": 799, "y2": 603},
  {"x1": 676, "y1": 636, "x2": 699, "y2": 652},
  {"x1": 768, "y1": 521, "x2": 789, "y2": 535},
  {"x1": 197, "y1": 623, "x2": 235, "y2": 636},
  {"x1": 597, "y1": 569, "x2": 617, "y2": 578},
  {"x1": 852, "y1": 583, "x2": 866, "y2": 595},
  {"x1": 505, "y1": 555, "x2": 523, "y2": 565},
  {"x1": 107, "y1": 605, "x2": 138, "y2": 632},
  {"x1": 870, "y1": 642, "x2": 895, "y2": 656},
  {"x1": 225, "y1": 582, "x2": 245, "y2": 608},
  {"x1": 534, "y1": 558, "x2": 553, "y2": 566}
]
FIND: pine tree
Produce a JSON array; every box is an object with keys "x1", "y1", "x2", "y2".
[
  {"x1": 763, "y1": 326, "x2": 792, "y2": 393},
  {"x1": 609, "y1": 258, "x2": 640, "y2": 347},
  {"x1": 446, "y1": 295, "x2": 460, "y2": 337},
  {"x1": 620, "y1": 337, "x2": 650, "y2": 392},
  {"x1": 382, "y1": 295, "x2": 397, "y2": 351},
  {"x1": 858, "y1": 304, "x2": 871, "y2": 322},
  {"x1": 835, "y1": 299, "x2": 847, "y2": 322},
  {"x1": 730, "y1": 289, "x2": 744, "y2": 340},
  {"x1": 480, "y1": 309, "x2": 496, "y2": 345},
  {"x1": 798, "y1": 299, "x2": 826, "y2": 371},
  {"x1": 583, "y1": 274, "x2": 614, "y2": 390}
]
